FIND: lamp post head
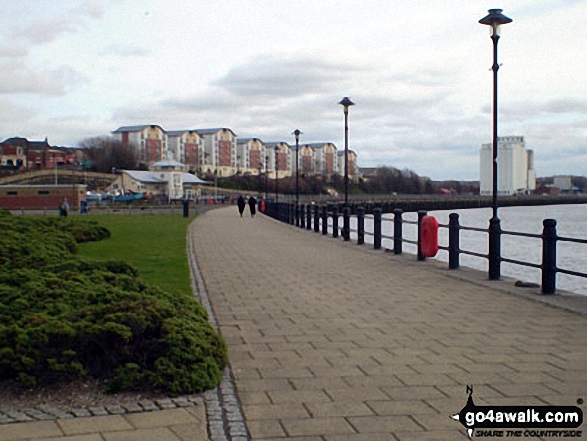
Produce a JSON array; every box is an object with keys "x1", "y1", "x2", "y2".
[
  {"x1": 293, "y1": 129, "x2": 302, "y2": 139},
  {"x1": 479, "y1": 9, "x2": 512, "y2": 36},
  {"x1": 339, "y1": 97, "x2": 354, "y2": 114}
]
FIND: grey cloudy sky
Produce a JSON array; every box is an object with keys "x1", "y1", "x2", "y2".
[{"x1": 0, "y1": 0, "x2": 585, "y2": 180}]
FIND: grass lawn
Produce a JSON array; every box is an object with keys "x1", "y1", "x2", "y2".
[{"x1": 78, "y1": 214, "x2": 195, "y2": 297}]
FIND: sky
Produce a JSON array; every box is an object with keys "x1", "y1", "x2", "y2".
[{"x1": 0, "y1": 0, "x2": 586, "y2": 180}]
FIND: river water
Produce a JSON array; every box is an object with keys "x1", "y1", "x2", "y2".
[{"x1": 341, "y1": 204, "x2": 587, "y2": 295}]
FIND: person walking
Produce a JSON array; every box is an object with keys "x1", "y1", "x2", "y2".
[
  {"x1": 237, "y1": 195, "x2": 246, "y2": 217},
  {"x1": 248, "y1": 196, "x2": 257, "y2": 217}
]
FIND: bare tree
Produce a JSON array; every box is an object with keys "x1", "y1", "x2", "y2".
[{"x1": 79, "y1": 137, "x2": 139, "y2": 173}]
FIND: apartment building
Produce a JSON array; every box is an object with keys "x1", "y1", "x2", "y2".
[
  {"x1": 337, "y1": 150, "x2": 358, "y2": 178},
  {"x1": 112, "y1": 125, "x2": 167, "y2": 165},
  {"x1": 237, "y1": 138, "x2": 266, "y2": 175},
  {"x1": 196, "y1": 128, "x2": 237, "y2": 177},
  {"x1": 166, "y1": 130, "x2": 203, "y2": 173}
]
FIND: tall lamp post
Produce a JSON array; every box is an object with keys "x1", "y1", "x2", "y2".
[
  {"x1": 339, "y1": 97, "x2": 354, "y2": 241},
  {"x1": 293, "y1": 129, "x2": 302, "y2": 224},
  {"x1": 479, "y1": 8, "x2": 512, "y2": 280},
  {"x1": 265, "y1": 154, "x2": 269, "y2": 200},
  {"x1": 274, "y1": 146, "x2": 279, "y2": 204}
]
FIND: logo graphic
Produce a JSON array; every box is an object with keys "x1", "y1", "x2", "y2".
[{"x1": 451, "y1": 386, "x2": 583, "y2": 438}]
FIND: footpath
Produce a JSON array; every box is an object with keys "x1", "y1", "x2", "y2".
[{"x1": 191, "y1": 207, "x2": 587, "y2": 440}]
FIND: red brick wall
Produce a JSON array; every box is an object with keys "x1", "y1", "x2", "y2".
[
  {"x1": 185, "y1": 143, "x2": 199, "y2": 166},
  {"x1": 249, "y1": 150, "x2": 260, "y2": 170},
  {"x1": 145, "y1": 139, "x2": 162, "y2": 162},
  {"x1": 0, "y1": 186, "x2": 85, "y2": 210},
  {"x1": 218, "y1": 140, "x2": 232, "y2": 167}
]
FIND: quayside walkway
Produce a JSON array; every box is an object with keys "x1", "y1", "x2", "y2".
[{"x1": 192, "y1": 206, "x2": 587, "y2": 441}]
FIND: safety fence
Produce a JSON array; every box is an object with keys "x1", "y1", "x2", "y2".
[{"x1": 265, "y1": 202, "x2": 587, "y2": 295}]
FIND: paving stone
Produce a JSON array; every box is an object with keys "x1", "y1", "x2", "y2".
[
  {"x1": 0, "y1": 421, "x2": 63, "y2": 440},
  {"x1": 88, "y1": 407, "x2": 109, "y2": 416},
  {"x1": 124, "y1": 408, "x2": 198, "y2": 429},
  {"x1": 57, "y1": 415, "x2": 133, "y2": 435}
]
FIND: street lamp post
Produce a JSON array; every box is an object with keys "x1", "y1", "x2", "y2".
[
  {"x1": 274, "y1": 146, "x2": 279, "y2": 205},
  {"x1": 265, "y1": 154, "x2": 269, "y2": 200},
  {"x1": 479, "y1": 8, "x2": 512, "y2": 280},
  {"x1": 293, "y1": 129, "x2": 302, "y2": 225},
  {"x1": 339, "y1": 97, "x2": 354, "y2": 241}
]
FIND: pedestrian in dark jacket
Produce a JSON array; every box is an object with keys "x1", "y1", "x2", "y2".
[
  {"x1": 237, "y1": 195, "x2": 246, "y2": 217},
  {"x1": 248, "y1": 196, "x2": 257, "y2": 217}
]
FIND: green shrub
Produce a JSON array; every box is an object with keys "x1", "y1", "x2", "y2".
[{"x1": 0, "y1": 215, "x2": 226, "y2": 394}]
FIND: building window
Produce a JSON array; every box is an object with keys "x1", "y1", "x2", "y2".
[
  {"x1": 38, "y1": 191, "x2": 49, "y2": 195},
  {"x1": 7, "y1": 191, "x2": 17, "y2": 196}
]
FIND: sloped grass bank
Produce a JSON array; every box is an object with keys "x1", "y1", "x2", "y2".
[{"x1": 0, "y1": 212, "x2": 226, "y2": 395}]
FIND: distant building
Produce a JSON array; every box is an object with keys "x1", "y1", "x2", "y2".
[
  {"x1": 307, "y1": 143, "x2": 337, "y2": 176},
  {"x1": 480, "y1": 136, "x2": 536, "y2": 196},
  {"x1": 166, "y1": 130, "x2": 203, "y2": 173},
  {"x1": 553, "y1": 176, "x2": 572, "y2": 191},
  {"x1": 195, "y1": 128, "x2": 237, "y2": 178},
  {"x1": 265, "y1": 142, "x2": 292, "y2": 178},
  {"x1": 237, "y1": 138, "x2": 265, "y2": 175},
  {"x1": 337, "y1": 150, "x2": 359, "y2": 179},
  {"x1": 111, "y1": 162, "x2": 209, "y2": 201},
  {"x1": 112, "y1": 125, "x2": 167, "y2": 165},
  {"x1": 0, "y1": 137, "x2": 75, "y2": 170}
]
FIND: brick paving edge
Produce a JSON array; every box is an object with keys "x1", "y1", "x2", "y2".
[{"x1": 188, "y1": 222, "x2": 251, "y2": 441}]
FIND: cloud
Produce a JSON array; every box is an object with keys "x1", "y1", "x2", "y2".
[
  {"x1": 99, "y1": 44, "x2": 149, "y2": 57},
  {"x1": 0, "y1": 63, "x2": 87, "y2": 96},
  {"x1": 213, "y1": 55, "x2": 361, "y2": 98},
  {"x1": 0, "y1": 45, "x2": 28, "y2": 59}
]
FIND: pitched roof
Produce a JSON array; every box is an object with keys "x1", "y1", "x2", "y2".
[
  {"x1": 112, "y1": 125, "x2": 165, "y2": 133},
  {"x1": 237, "y1": 137, "x2": 264, "y2": 144},
  {"x1": 166, "y1": 130, "x2": 202, "y2": 137},
  {"x1": 195, "y1": 128, "x2": 237, "y2": 137},
  {"x1": 123, "y1": 170, "x2": 209, "y2": 185},
  {"x1": 305, "y1": 142, "x2": 336, "y2": 149},
  {"x1": 264, "y1": 142, "x2": 291, "y2": 148}
]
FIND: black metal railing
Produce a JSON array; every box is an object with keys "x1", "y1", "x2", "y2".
[{"x1": 264, "y1": 202, "x2": 587, "y2": 295}]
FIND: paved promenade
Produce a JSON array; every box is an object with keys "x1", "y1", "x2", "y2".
[{"x1": 192, "y1": 207, "x2": 587, "y2": 440}]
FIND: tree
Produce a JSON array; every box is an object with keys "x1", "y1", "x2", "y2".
[{"x1": 79, "y1": 137, "x2": 139, "y2": 173}]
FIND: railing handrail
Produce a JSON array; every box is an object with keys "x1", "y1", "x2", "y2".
[{"x1": 264, "y1": 201, "x2": 587, "y2": 295}]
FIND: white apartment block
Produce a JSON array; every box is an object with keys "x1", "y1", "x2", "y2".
[
  {"x1": 480, "y1": 136, "x2": 536, "y2": 196},
  {"x1": 237, "y1": 138, "x2": 266, "y2": 175},
  {"x1": 112, "y1": 125, "x2": 168, "y2": 165},
  {"x1": 196, "y1": 128, "x2": 237, "y2": 177},
  {"x1": 265, "y1": 142, "x2": 292, "y2": 178},
  {"x1": 337, "y1": 150, "x2": 359, "y2": 178},
  {"x1": 166, "y1": 130, "x2": 204, "y2": 172},
  {"x1": 307, "y1": 143, "x2": 338, "y2": 176}
]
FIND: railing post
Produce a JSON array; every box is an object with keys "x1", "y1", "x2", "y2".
[
  {"x1": 393, "y1": 209, "x2": 403, "y2": 255},
  {"x1": 332, "y1": 206, "x2": 339, "y2": 238},
  {"x1": 300, "y1": 204, "x2": 305, "y2": 229},
  {"x1": 306, "y1": 204, "x2": 311, "y2": 230},
  {"x1": 488, "y1": 217, "x2": 501, "y2": 280},
  {"x1": 417, "y1": 210, "x2": 427, "y2": 261},
  {"x1": 541, "y1": 219, "x2": 557, "y2": 295},
  {"x1": 357, "y1": 206, "x2": 364, "y2": 245},
  {"x1": 314, "y1": 205, "x2": 320, "y2": 232},
  {"x1": 322, "y1": 206, "x2": 328, "y2": 235},
  {"x1": 374, "y1": 208, "x2": 382, "y2": 249},
  {"x1": 448, "y1": 213, "x2": 460, "y2": 270},
  {"x1": 295, "y1": 203, "x2": 299, "y2": 227},
  {"x1": 343, "y1": 207, "x2": 350, "y2": 241}
]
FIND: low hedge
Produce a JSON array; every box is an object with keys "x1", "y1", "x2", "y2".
[{"x1": 0, "y1": 213, "x2": 226, "y2": 394}]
